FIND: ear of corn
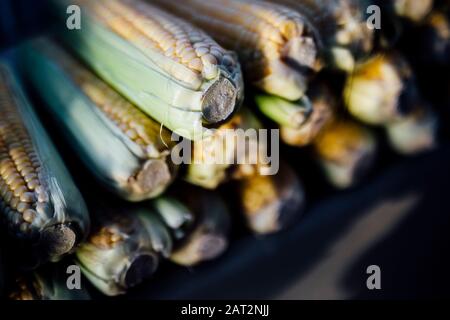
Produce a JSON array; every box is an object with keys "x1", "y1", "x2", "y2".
[
  {"x1": 344, "y1": 53, "x2": 417, "y2": 125},
  {"x1": 392, "y1": 0, "x2": 434, "y2": 22},
  {"x1": 255, "y1": 95, "x2": 313, "y2": 129},
  {"x1": 313, "y1": 118, "x2": 377, "y2": 189},
  {"x1": 52, "y1": 0, "x2": 244, "y2": 140},
  {"x1": 0, "y1": 63, "x2": 90, "y2": 264},
  {"x1": 385, "y1": 106, "x2": 438, "y2": 155},
  {"x1": 153, "y1": 196, "x2": 194, "y2": 240},
  {"x1": 405, "y1": 8, "x2": 450, "y2": 66},
  {"x1": 186, "y1": 109, "x2": 271, "y2": 189},
  {"x1": 76, "y1": 201, "x2": 165, "y2": 296},
  {"x1": 278, "y1": 83, "x2": 336, "y2": 147},
  {"x1": 9, "y1": 263, "x2": 91, "y2": 300},
  {"x1": 154, "y1": 189, "x2": 230, "y2": 267},
  {"x1": 237, "y1": 162, "x2": 305, "y2": 234},
  {"x1": 150, "y1": 0, "x2": 321, "y2": 101},
  {"x1": 21, "y1": 38, "x2": 177, "y2": 201},
  {"x1": 268, "y1": 0, "x2": 374, "y2": 72},
  {"x1": 185, "y1": 113, "x2": 245, "y2": 189}
]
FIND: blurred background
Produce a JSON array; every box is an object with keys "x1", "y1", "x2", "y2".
[{"x1": 0, "y1": 0, "x2": 449, "y2": 299}]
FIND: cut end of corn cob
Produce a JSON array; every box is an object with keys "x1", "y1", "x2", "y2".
[
  {"x1": 202, "y1": 76, "x2": 238, "y2": 123},
  {"x1": 344, "y1": 53, "x2": 414, "y2": 125},
  {"x1": 239, "y1": 163, "x2": 305, "y2": 234},
  {"x1": 76, "y1": 200, "x2": 165, "y2": 296},
  {"x1": 394, "y1": 0, "x2": 434, "y2": 22},
  {"x1": 314, "y1": 119, "x2": 377, "y2": 189},
  {"x1": 385, "y1": 107, "x2": 438, "y2": 155},
  {"x1": 128, "y1": 159, "x2": 173, "y2": 201},
  {"x1": 40, "y1": 224, "x2": 77, "y2": 258},
  {"x1": 278, "y1": 83, "x2": 335, "y2": 147},
  {"x1": 270, "y1": 0, "x2": 374, "y2": 71},
  {"x1": 121, "y1": 253, "x2": 158, "y2": 289},
  {"x1": 255, "y1": 94, "x2": 313, "y2": 129},
  {"x1": 164, "y1": 188, "x2": 230, "y2": 266},
  {"x1": 170, "y1": 229, "x2": 228, "y2": 266}
]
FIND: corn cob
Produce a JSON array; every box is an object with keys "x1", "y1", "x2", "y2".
[
  {"x1": 153, "y1": 196, "x2": 194, "y2": 240},
  {"x1": 268, "y1": 0, "x2": 374, "y2": 72},
  {"x1": 21, "y1": 38, "x2": 177, "y2": 201},
  {"x1": 76, "y1": 200, "x2": 168, "y2": 296},
  {"x1": 344, "y1": 52, "x2": 419, "y2": 125},
  {"x1": 385, "y1": 106, "x2": 438, "y2": 155},
  {"x1": 186, "y1": 109, "x2": 273, "y2": 189},
  {"x1": 53, "y1": 0, "x2": 243, "y2": 140},
  {"x1": 0, "y1": 63, "x2": 89, "y2": 263},
  {"x1": 255, "y1": 95, "x2": 313, "y2": 130},
  {"x1": 236, "y1": 161, "x2": 305, "y2": 234},
  {"x1": 313, "y1": 118, "x2": 377, "y2": 189},
  {"x1": 392, "y1": 0, "x2": 434, "y2": 22},
  {"x1": 9, "y1": 263, "x2": 91, "y2": 300},
  {"x1": 403, "y1": 8, "x2": 450, "y2": 66},
  {"x1": 154, "y1": 189, "x2": 230, "y2": 266},
  {"x1": 277, "y1": 83, "x2": 336, "y2": 147},
  {"x1": 150, "y1": 0, "x2": 321, "y2": 100}
]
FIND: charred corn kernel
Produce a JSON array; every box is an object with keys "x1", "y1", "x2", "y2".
[
  {"x1": 0, "y1": 63, "x2": 89, "y2": 263},
  {"x1": 9, "y1": 263, "x2": 91, "y2": 300},
  {"x1": 313, "y1": 118, "x2": 377, "y2": 189},
  {"x1": 270, "y1": 0, "x2": 374, "y2": 72},
  {"x1": 21, "y1": 38, "x2": 177, "y2": 201},
  {"x1": 344, "y1": 52, "x2": 418, "y2": 125},
  {"x1": 76, "y1": 199, "x2": 170, "y2": 296},
  {"x1": 385, "y1": 106, "x2": 438, "y2": 155},
  {"x1": 154, "y1": 189, "x2": 230, "y2": 266},
  {"x1": 151, "y1": 0, "x2": 321, "y2": 100},
  {"x1": 279, "y1": 83, "x2": 336, "y2": 147},
  {"x1": 237, "y1": 162, "x2": 305, "y2": 234},
  {"x1": 53, "y1": 0, "x2": 243, "y2": 139}
]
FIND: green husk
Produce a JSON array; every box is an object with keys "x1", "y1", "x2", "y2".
[
  {"x1": 154, "y1": 190, "x2": 230, "y2": 266},
  {"x1": 255, "y1": 95, "x2": 313, "y2": 129},
  {"x1": 52, "y1": 0, "x2": 243, "y2": 140},
  {"x1": 0, "y1": 63, "x2": 90, "y2": 265},
  {"x1": 76, "y1": 202, "x2": 166, "y2": 296},
  {"x1": 21, "y1": 38, "x2": 177, "y2": 201}
]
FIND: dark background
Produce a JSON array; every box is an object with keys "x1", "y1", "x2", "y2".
[{"x1": 1, "y1": 0, "x2": 450, "y2": 299}]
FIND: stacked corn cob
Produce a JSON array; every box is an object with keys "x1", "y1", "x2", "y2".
[
  {"x1": 53, "y1": 0, "x2": 244, "y2": 140},
  {"x1": 0, "y1": 0, "x2": 447, "y2": 299},
  {"x1": 22, "y1": 39, "x2": 177, "y2": 201},
  {"x1": 150, "y1": 0, "x2": 322, "y2": 100},
  {"x1": 0, "y1": 64, "x2": 90, "y2": 267},
  {"x1": 267, "y1": 0, "x2": 375, "y2": 72}
]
